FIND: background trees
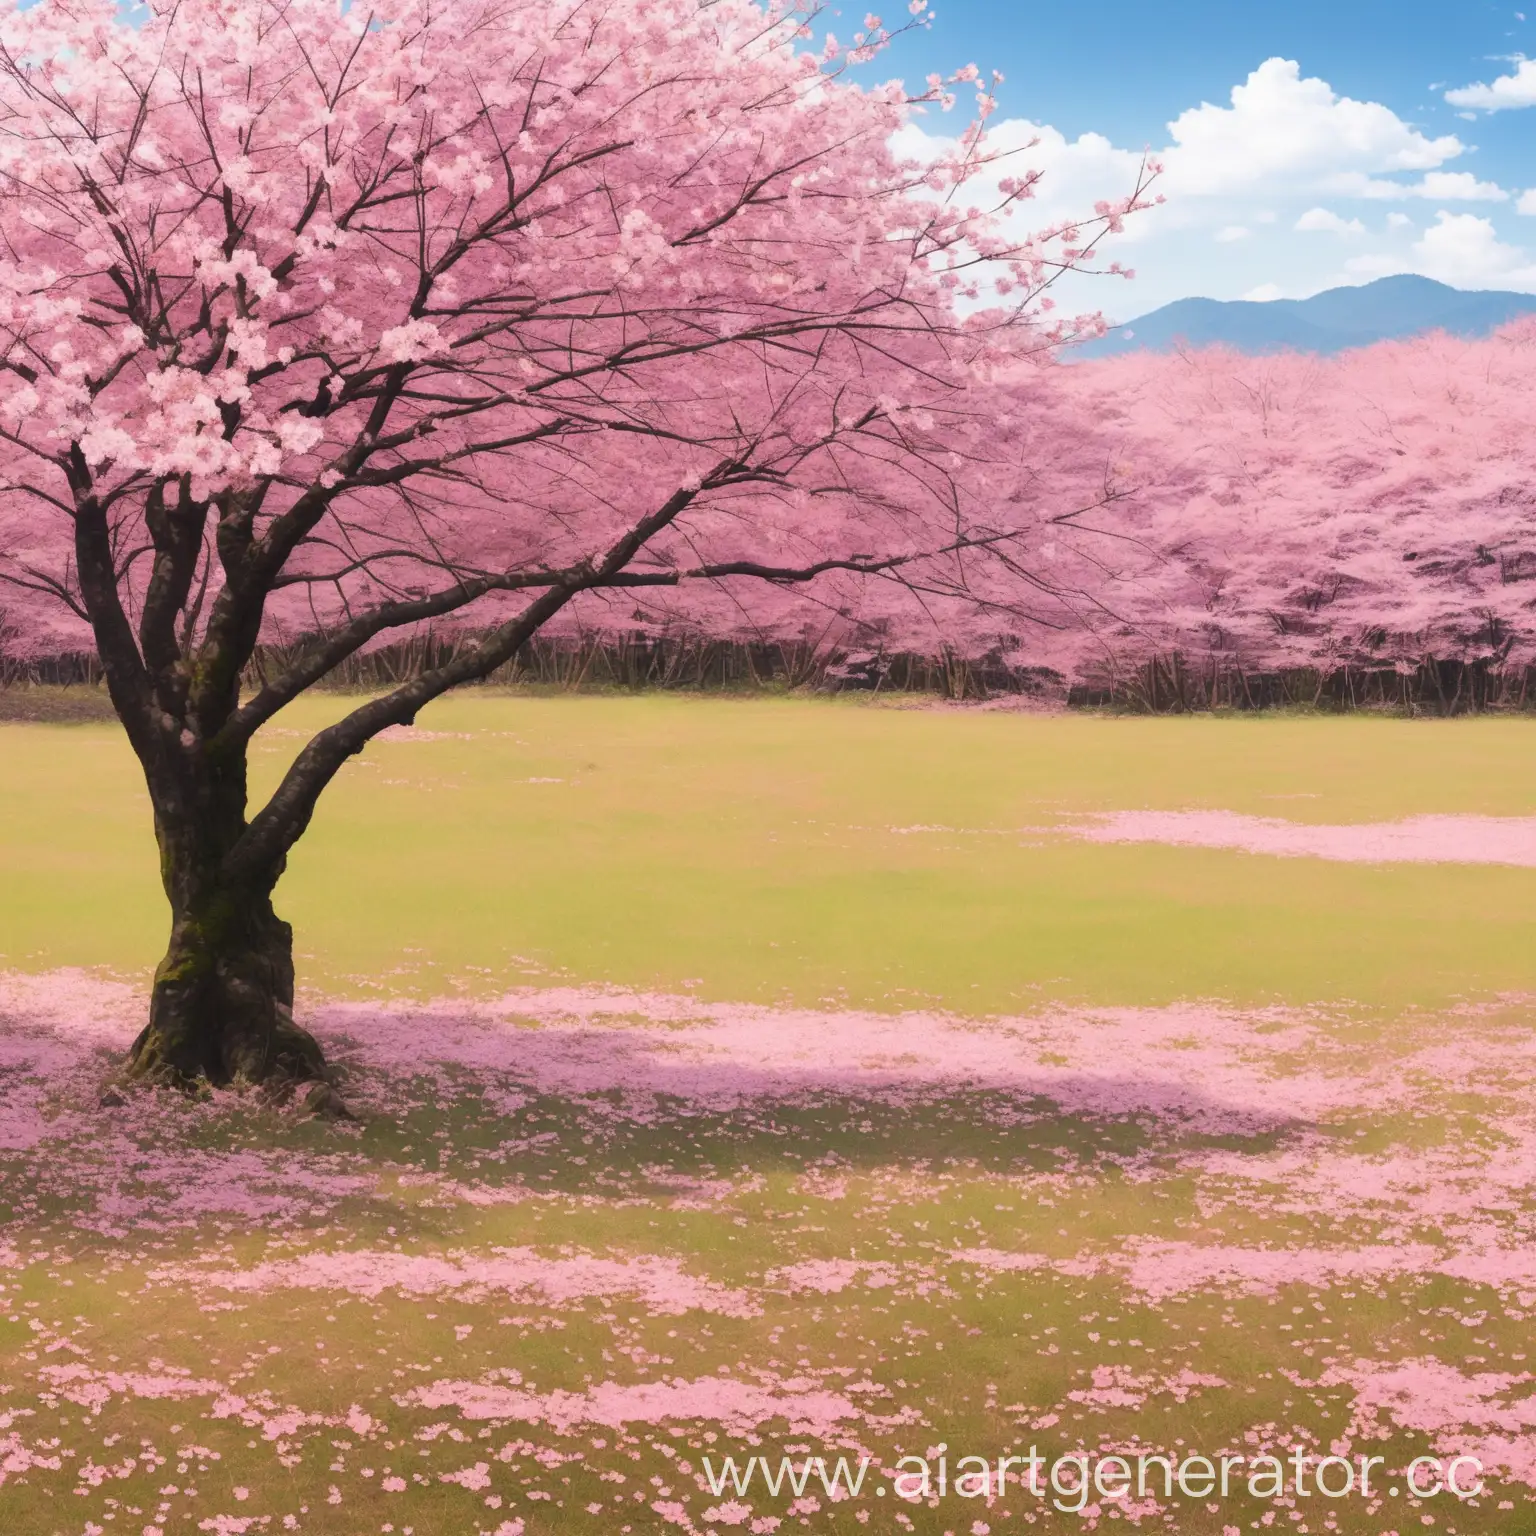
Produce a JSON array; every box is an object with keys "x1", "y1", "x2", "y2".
[{"x1": 1060, "y1": 322, "x2": 1536, "y2": 705}]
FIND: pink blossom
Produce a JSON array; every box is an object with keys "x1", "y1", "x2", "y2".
[
  {"x1": 1069, "y1": 811, "x2": 1536, "y2": 866},
  {"x1": 702, "y1": 1501, "x2": 754, "y2": 1526},
  {"x1": 156, "y1": 1246, "x2": 757, "y2": 1317},
  {"x1": 400, "y1": 1374, "x2": 865, "y2": 1438},
  {"x1": 440, "y1": 1461, "x2": 493, "y2": 1491}
]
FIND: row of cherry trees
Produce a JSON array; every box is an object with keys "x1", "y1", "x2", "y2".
[
  {"x1": 183, "y1": 319, "x2": 1536, "y2": 702},
  {"x1": 1066, "y1": 320, "x2": 1536, "y2": 690},
  {"x1": 639, "y1": 317, "x2": 1536, "y2": 693}
]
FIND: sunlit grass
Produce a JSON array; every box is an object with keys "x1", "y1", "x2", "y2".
[
  {"x1": 2, "y1": 694, "x2": 1535, "y2": 1011},
  {"x1": 3, "y1": 698, "x2": 1534, "y2": 1533}
]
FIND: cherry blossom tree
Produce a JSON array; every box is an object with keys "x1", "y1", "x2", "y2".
[
  {"x1": 1058, "y1": 321, "x2": 1536, "y2": 699},
  {"x1": 0, "y1": 0, "x2": 1153, "y2": 1090}
]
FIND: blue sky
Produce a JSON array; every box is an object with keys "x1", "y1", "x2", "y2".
[{"x1": 872, "y1": 1, "x2": 1536, "y2": 317}]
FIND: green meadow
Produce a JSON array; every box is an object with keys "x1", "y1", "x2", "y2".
[
  {"x1": 2, "y1": 696, "x2": 1535, "y2": 1536},
  {"x1": 3, "y1": 694, "x2": 1535, "y2": 1010}
]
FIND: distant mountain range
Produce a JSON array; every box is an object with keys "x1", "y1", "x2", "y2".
[{"x1": 1072, "y1": 275, "x2": 1536, "y2": 359}]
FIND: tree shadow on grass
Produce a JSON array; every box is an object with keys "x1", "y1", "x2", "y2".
[
  {"x1": 341, "y1": 1053, "x2": 1310, "y2": 1200},
  {"x1": 0, "y1": 998, "x2": 1325, "y2": 1244}
]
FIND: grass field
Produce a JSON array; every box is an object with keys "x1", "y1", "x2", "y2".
[
  {"x1": 4, "y1": 694, "x2": 1536, "y2": 1010},
  {"x1": 3, "y1": 696, "x2": 1536, "y2": 1535}
]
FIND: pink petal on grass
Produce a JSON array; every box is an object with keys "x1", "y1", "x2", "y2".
[
  {"x1": 400, "y1": 1375, "x2": 864, "y2": 1438},
  {"x1": 155, "y1": 1246, "x2": 758, "y2": 1316},
  {"x1": 1071, "y1": 810, "x2": 1536, "y2": 866}
]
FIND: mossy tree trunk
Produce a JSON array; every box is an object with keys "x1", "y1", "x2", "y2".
[
  {"x1": 124, "y1": 753, "x2": 328, "y2": 1089},
  {"x1": 129, "y1": 870, "x2": 323, "y2": 1088}
]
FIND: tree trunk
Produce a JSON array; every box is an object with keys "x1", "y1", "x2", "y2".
[{"x1": 126, "y1": 826, "x2": 328, "y2": 1090}]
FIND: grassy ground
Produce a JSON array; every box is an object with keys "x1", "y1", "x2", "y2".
[
  {"x1": 2, "y1": 695, "x2": 1535, "y2": 1536},
  {"x1": 2, "y1": 693, "x2": 1535, "y2": 1011}
]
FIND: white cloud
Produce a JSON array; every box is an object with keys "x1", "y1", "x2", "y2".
[
  {"x1": 1242, "y1": 283, "x2": 1285, "y2": 302},
  {"x1": 895, "y1": 58, "x2": 1524, "y2": 315},
  {"x1": 1419, "y1": 171, "x2": 1508, "y2": 201},
  {"x1": 1347, "y1": 211, "x2": 1536, "y2": 290},
  {"x1": 1519, "y1": 189, "x2": 1536, "y2": 215},
  {"x1": 1415, "y1": 212, "x2": 1536, "y2": 285},
  {"x1": 1445, "y1": 57, "x2": 1536, "y2": 112},
  {"x1": 1295, "y1": 207, "x2": 1365, "y2": 235},
  {"x1": 1343, "y1": 169, "x2": 1509, "y2": 201},
  {"x1": 1160, "y1": 58, "x2": 1463, "y2": 197}
]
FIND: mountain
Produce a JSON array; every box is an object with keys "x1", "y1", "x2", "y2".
[{"x1": 1071, "y1": 275, "x2": 1536, "y2": 359}]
